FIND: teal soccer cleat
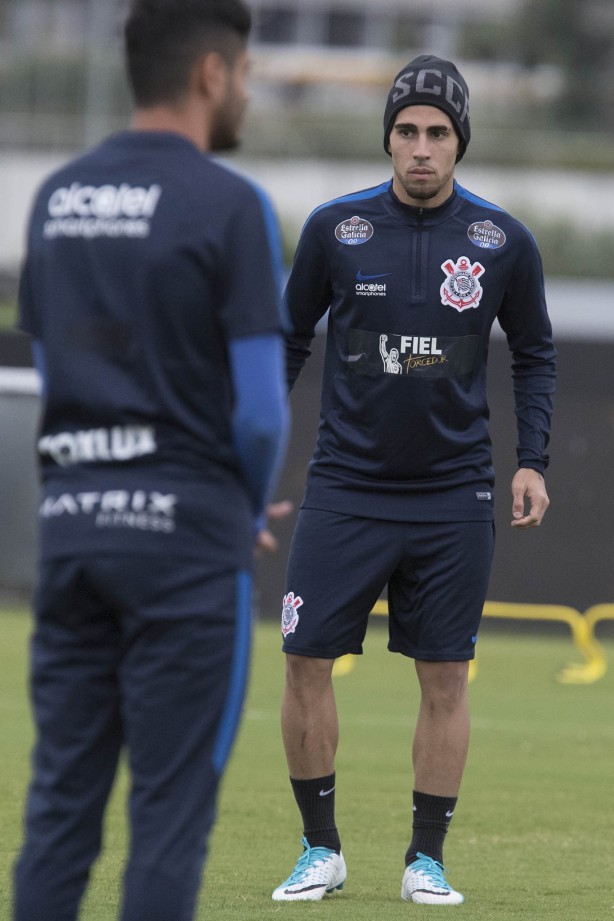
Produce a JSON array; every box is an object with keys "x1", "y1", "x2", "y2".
[
  {"x1": 272, "y1": 836, "x2": 346, "y2": 901},
  {"x1": 401, "y1": 852, "x2": 464, "y2": 905}
]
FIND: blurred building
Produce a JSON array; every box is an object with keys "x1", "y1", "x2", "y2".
[
  {"x1": 1, "y1": 0, "x2": 523, "y2": 52},
  {"x1": 0, "y1": 0, "x2": 547, "y2": 153},
  {"x1": 250, "y1": 0, "x2": 522, "y2": 53},
  {"x1": 1, "y1": 0, "x2": 612, "y2": 157}
]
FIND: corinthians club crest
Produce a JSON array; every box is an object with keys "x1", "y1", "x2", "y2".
[
  {"x1": 440, "y1": 256, "x2": 485, "y2": 312},
  {"x1": 281, "y1": 591, "x2": 303, "y2": 637}
]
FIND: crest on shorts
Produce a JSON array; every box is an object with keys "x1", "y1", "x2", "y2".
[
  {"x1": 440, "y1": 256, "x2": 485, "y2": 312},
  {"x1": 281, "y1": 591, "x2": 303, "y2": 637}
]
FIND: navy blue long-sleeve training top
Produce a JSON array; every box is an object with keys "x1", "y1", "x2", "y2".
[{"x1": 285, "y1": 179, "x2": 556, "y2": 522}]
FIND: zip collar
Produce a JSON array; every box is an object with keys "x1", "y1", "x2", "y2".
[{"x1": 380, "y1": 179, "x2": 465, "y2": 227}]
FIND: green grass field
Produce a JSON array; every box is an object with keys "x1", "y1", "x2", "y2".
[
  {"x1": 0, "y1": 302, "x2": 17, "y2": 330},
  {"x1": 1, "y1": 609, "x2": 613, "y2": 920}
]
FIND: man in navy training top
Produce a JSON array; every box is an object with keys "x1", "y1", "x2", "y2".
[
  {"x1": 273, "y1": 55, "x2": 555, "y2": 905},
  {"x1": 13, "y1": 2, "x2": 290, "y2": 920}
]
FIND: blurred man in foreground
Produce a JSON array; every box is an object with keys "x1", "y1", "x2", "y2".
[{"x1": 13, "y1": 2, "x2": 289, "y2": 919}]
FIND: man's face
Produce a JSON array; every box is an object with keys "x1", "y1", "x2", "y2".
[
  {"x1": 388, "y1": 105, "x2": 459, "y2": 208},
  {"x1": 209, "y1": 48, "x2": 249, "y2": 152}
]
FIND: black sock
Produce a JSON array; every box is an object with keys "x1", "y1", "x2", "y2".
[
  {"x1": 405, "y1": 789, "x2": 458, "y2": 866},
  {"x1": 289, "y1": 773, "x2": 341, "y2": 853}
]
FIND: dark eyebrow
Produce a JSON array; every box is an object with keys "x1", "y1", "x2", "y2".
[{"x1": 394, "y1": 122, "x2": 452, "y2": 133}]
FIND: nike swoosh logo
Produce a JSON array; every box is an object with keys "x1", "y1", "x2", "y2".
[
  {"x1": 356, "y1": 270, "x2": 391, "y2": 281},
  {"x1": 319, "y1": 787, "x2": 335, "y2": 797},
  {"x1": 283, "y1": 884, "x2": 327, "y2": 894},
  {"x1": 445, "y1": 810, "x2": 455, "y2": 818}
]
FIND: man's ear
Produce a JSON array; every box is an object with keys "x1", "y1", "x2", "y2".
[{"x1": 194, "y1": 51, "x2": 227, "y2": 102}]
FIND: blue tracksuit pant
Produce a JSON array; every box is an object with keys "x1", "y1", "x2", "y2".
[{"x1": 13, "y1": 555, "x2": 252, "y2": 921}]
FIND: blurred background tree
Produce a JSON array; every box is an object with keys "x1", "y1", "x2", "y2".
[{"x1": 514, "y1": 0, "x2": 614, "y2": 130}]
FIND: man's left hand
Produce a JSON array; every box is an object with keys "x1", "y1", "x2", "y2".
[{"x1": 510, "y1": 468, "x2": 550, "y2": 529}]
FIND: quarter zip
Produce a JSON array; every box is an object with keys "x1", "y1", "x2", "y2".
[{"x1": 411, "y1": 208, "x2": 429, "y2": 304}]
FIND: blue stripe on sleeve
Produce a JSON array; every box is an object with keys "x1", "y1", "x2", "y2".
[
  {"x1": 250, "y1": 184, "x2": 284, "y2": 288},
  {"x1": 454, "y1": 180, "x2": 505, "y2": 213},
  {"x1": 249, "y1": 182, "x2": 291, "y2": 332},
  {"x1": 228, "y1": 332, "x2": 289, "y2": 519},
  {"x1": 304, "y1": 180, "x2": 392, "y2": 226},
  {"x1": 32, "y1": 339, "x2": 47, "y2": 397}
]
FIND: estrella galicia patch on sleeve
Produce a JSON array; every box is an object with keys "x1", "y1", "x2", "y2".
[
  {"x1": 334, "y1": 216, "x2": 374, "y2": 246},
  {"x1": 281, "y1": 591, "x2": 303, "y2": 637},
  {"x1": 347, "y1": 329, "x2": 482, "y2": 378},
  {"x1": 467, "y1": 220, "x2": 506, "y2": 250}
]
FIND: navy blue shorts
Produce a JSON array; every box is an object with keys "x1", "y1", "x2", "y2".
[{"x1": 281, "y1": 509, "x2": 495, "y2": 661}]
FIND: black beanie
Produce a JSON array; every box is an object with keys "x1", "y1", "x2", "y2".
[{"x1": 383, "y1": 54, "x2": 470, "y2": 162}]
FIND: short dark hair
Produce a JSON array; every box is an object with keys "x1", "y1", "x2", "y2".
[{"x1": 124, "y1": 0, "x2": 252, "y2": 107}]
